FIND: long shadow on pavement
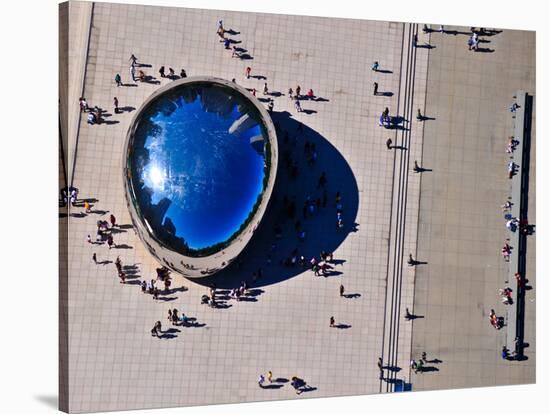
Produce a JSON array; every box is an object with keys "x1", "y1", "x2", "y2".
[{"x1": 195, "y1": 111, "x2": 359, "y2": 289}]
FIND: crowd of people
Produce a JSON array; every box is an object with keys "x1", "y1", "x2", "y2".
[
  {"x1": 68, "y1": 14, "x2": 533, "y2": 391},
  {"x1": 488, "y1": 98, "x2": 534, "y2": 354}
]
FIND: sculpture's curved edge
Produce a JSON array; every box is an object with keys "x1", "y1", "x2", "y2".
[{"x1": 122, "y1": 76, "x2": 279, "y2": 278}]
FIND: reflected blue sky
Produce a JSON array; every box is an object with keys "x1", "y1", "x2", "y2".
[{"x1": 129, "y1": 83, "x2": 268, "y2": 253}]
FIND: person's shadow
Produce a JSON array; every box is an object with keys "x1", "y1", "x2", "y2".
[{"x1": 195, "y1": 111, "x2": 359, "y2": 289}]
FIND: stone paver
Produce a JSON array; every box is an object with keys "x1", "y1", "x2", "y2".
[{"x1": 410, "y1": 26, "x2": 536, "y2": 390}]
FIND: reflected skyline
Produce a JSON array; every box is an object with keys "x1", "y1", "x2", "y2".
[{"x1": 128, "y1": 82, "x2": 270, "y2": 255}]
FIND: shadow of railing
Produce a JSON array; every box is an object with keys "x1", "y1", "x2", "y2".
[{"x1": 515, "y1": 93, "x2": 533, "y2": 358}]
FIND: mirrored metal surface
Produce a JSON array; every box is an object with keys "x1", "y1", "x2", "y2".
[{"x1": 127, "y1": 82, "x2": 270, "y2": 257}]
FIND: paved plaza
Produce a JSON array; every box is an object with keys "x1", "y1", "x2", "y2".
[{"x1": 59, "y1": 2, "x2": 535, "y2": 413}]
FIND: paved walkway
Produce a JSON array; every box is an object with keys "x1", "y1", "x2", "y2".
[
  {"x1": 60, "y1": 3, "x2": 536, "y2": 412},
  {"x1": 410, "y1": 26, "x2": 536, "y2": 390},
  {"x1": 64, "y1": 3, "x2": 412, "y2": 412}
]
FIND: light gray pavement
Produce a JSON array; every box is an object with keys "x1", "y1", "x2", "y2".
[
  {"x1": 410, "y1": 26, "x2": 536, "y2": 389},
  {"x1": 63, "y1": 2, "x2": 411, "y2": 412},
  {"x1": 60, "y1": 2, "x2": 536, "y2": 412}
]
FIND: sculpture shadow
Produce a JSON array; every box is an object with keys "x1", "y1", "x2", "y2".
[{"x1": 195, "y1": 111, "x2": 359, "y2": 289}]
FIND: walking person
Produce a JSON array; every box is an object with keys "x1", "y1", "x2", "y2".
[
  {"x1": 501, "y1": 346, "x2": 509, "y2": 360},
  {"x1": 263, "y1": 82, "x2": 268, "y2": 95},
  {"x1": 288, "y1": 87, "x2": 293, "y2": 99},
  {"x1": 110, "y1": 214, "x2": 116, "y2": 228},
  {"x1": 87, "y1": 234, "x2": 92, "y2": 244},
  {"x1": 318, "y1": 171, "x2": 327, "y2": 188},
  {"x1": 294, "y1": 98, "x2": 302, "y2": 113},
  {"x1": 113, "y1": 97, "x2": 119, "y2": 114},
  {"x1": 129, "y1": 54, "x2": 137, "y2": 66},
  {"x1": 267, "y1": 370, "x2": 273, "y2": 384},
  {"x1": 336, "y1": 211, "x2": 344, "y2": 230},
  {"x1": 84, "y1": 200, "x2": 91, "y2": 213},
  {"x1": 411, "y1": 359, "x2": 418, "y2": 373},
  {"x1": 152, "y1": 320, "x2": 162, "y2": 337},
  {"x1": 378, "y1": 357, "x2": 384, "y2": 379},
  {"x1": 295, "y1": 85, "x2": 301, "y2": 97},
  {"x1": 421, "y1": 352, "x2": 427, "y2": 363},
  {"x1": 386, "y1": 138, "x2": 393, "y2": 149},
  {"x1": 258, "y1": 374, "x2": 265, "y2": 388},
  {"x1": 107, "y1": 235, "x2": 114, "y2": 249},
  {"x1": 372, "y1": 61, "x2": 379, "y2": 71},
  {"x1": 330, "y1": 316, "x2": 335, "y2": 328},
  {"x1": 159, "y1": 66, "x2": 165, "y2": 78},
  {"x1": 413, "y1": 160, "x2": 421, "y2": 172},
  {"x1": 168, "y1": 67, "x2": 175, "y2": 78},
  {"x1": 245, "y1": 66, "x2": 251, "y2": 79},
  {"x1": 416, "y1": 108, "x2": 423, "y2": 120},
  {"x1": 408, "y1": 253, "x2": 415, "y2": 265},
  {"x1": 115, "y1": 73, "x2": 122, "y2": 87},
  {"x1": 339, "y1": 284, "x2": 344, "y2": 297},
  {"x1": 130, "y1": 64, "x2": 136, "y2": 82},
  {"x1": 180, "y1": 68, "x2": 187, "y2": 78},
  {"x1": 373, "y1": 82, "x2": 379, "y2": 96},
  {"x1": 92, "y1": 253, "x2": 97, "y2": 264},
  {"x1": 79, "y1": 97, "x2": 89, "y2": 112}
]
